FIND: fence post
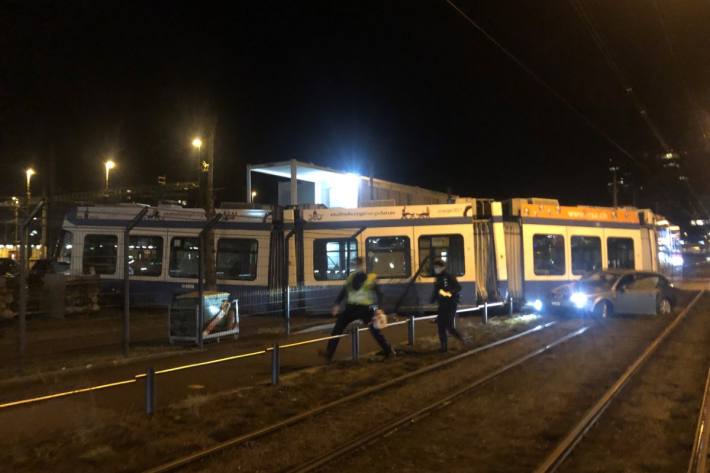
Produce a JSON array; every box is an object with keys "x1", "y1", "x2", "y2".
[
  {"x1": 284, "y1": 287, "x2": 291, "y2": 335},
  {"x1": 483, "y1": 301, "x2": 488, "y2": 325},
  {"x1": 145, "y1": 367, "x2": 156, "y2": 416},
  {"x1": 408, "y1": 315, "x2": 415, "y2": 346},
  {"x1": 351, "y1": 328, "x2": 360, "y2": 361},
  {"x1": 271, "y1": 343, "x2": 280, "y2": 385},
  {"x1": 123, "y1": 207, "x2": 148, "y2": 357}
]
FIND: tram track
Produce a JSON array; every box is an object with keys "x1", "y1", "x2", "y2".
[
  {"x1": 284, "y1": 326, "x2": 589, "y2": 473},
  {"x1": 534, "y1": 290, "x2": 706, "y2": 473},
  {"x1": 270, "y1": 292, "x2": 705, "y2": 473},
  {"x1": 142, "y1": 319, "x2": 568, "y2": 473}
]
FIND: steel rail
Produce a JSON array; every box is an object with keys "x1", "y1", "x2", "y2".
[
  {"x1": 533, "y1": 290, "x2": 705, "y2": 473},
  {"x1": 285, "y1": 326, "x2": 589, "y2": 473},
  {"x1": 688, "y1": 367, "x2": 710, "y2": 473},
  {"x1": 142, "y1": 321, "x2": 559, "y2": 473}
]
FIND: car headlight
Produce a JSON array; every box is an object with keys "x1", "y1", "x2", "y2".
[{"x1": 570, "y1": 292, "x2": 588, "y2": 309}]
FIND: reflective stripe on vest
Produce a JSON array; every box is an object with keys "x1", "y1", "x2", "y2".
[{"x1": 346, "y1": 273, "x2": 378, "y2": 306}]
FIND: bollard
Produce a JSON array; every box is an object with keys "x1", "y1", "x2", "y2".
[
  {"x1": 508, "y1": 295, "x2": 514, "y2": 317},
  {"x1": 284, "y1": 287, "x2": 291, "y2": 335},
  {"x1": 483, "y1": 301, "x2": 488, "y2": 325},
  {"x1": 271, "y1": 343, "x2": 280, "y2": 385},
  {"x1": 408, "y1": 315, "x2": 415, "y2": 346},
  {"x1": 351, "y1": 328, "x2": 360, "y2": 361},
  {"x1": 145, "y1": 367, "x2": 156, "y2": 416}
]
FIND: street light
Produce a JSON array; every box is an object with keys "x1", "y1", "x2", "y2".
[
  {"x1": 104, "y1": 159, "x2": 116, "y2": 192},
  {"x1": 192, "y1": 137, "x2": 203, "y2": 150},
  {"x1": 251, "y1": 190, "x2": 257, "y2": 201},
  {"x1": 25, "y1": 168, "x2": 35, "y2": 201}
]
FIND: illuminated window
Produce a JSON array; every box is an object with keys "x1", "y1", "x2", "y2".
[
  {"x1": 366, "y1": 236, "x2": 411, "y2": 279},
  {"x1": 128, "y1": 236, "x2": 163, "y2": 277},
  {"x1": 83, "y1": 234, "x2": 118, "y2": 275},
  {"x1": 217, "y1": 238, "x2": 258, "y2": 280},
  {"x1": 607, "y1": 237, "x2": 634, "y2": 269},
  {"x1": 533, "y1": 234, "x2": 565, "y2": 276},
  {"x1": 169, "y1": 237, "x2": 199, "y2": 279},
  {"x1": 571, "y1": 236, "x2": 601, "y2": 275},
  {"x1": 418, "y1": 234, "x2": 464, "y2": 276},
  {"x1": 313, "y1": 238, "x2": 358, "y2": 281}
]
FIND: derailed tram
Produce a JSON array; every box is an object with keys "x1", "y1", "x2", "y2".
[{"x1": 58, "y1": 197, "x2": 677, "y2": 315}]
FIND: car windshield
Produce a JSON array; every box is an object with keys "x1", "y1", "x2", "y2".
[{"x1": 578, "y1": 272, "x2": 619, "y2": 290}]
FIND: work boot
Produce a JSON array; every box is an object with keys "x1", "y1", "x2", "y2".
[{"x1": 317, "y1": 349, "x2": 333, "y2": 364}]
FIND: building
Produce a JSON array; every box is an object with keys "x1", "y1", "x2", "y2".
[{"x1": 246, "y1": 160, "x2": 454, "y2": 208}]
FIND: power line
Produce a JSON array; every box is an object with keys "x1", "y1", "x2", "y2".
[
  {"x1": 569, "y1": 0, "x2": 709, "y2": 219},
  {"x1": 443, "y1": 0, "x2": 649, "y2": 173},
  {"x1": 444, "y1": 0, "x2": 708, "y2": 220},
  {"x1": 569, "y1": 0, "x2": 670, "y2": 152},
  {"x1": 652, "y1": 0, "x2": 709, "y2": 146}
]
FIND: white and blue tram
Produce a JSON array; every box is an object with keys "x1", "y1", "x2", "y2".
[{"x1": 58, "y1": 198, "x2": 669, "y2": 315}]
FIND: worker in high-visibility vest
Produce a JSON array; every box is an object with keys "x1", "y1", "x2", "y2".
[
  {"x1": 321, "y1": 257, "x2": 394, "y2": 362},
  {"x1": 431, "y1": 259, "x2": 466, "y2": 352}
]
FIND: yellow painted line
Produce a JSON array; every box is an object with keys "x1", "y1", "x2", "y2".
[
  {"x1": 278, "y1": 334, "x2": 347, "y2": 349},
  {"x1": 0, "y1": 379, "x2": 137, "y2": 409},
  {"x1": 135, "y1": 349, "x2": 268, "y2": 377}
]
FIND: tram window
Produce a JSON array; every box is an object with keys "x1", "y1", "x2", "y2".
[
  {"x1": 418, "y1": 235, "x2": 464, "y2": 276},
  {"x1": 83, "y1": 234, "x2": 118, "y2": 275},
  {"x1": 366, "y1": 236, "x2": 411, "y2": 278},
  {"x1": 532, "y1": 234, "x2": 565, "y2": 276},
  {"x1": 129, "y1": 236, "x2": 163, "y2": 277},
  {"x1": 217, "y1": 238, "x2": 258, "y2": 280},
  {"x1": 313, "y1": 238, "x2": 358, "y2": 281},
  {"x1": 571, "y1": 236, "x2": 601, "y2": 275},
  {"x1": 58, "y1": 231, "x2": 73, "y2": 264},
  {"x1": 169, "y1": 237, "x2": 199, "y2": 278},
  {"x1": 607, "y1": 237, "x2": 635, "y2": 269}
]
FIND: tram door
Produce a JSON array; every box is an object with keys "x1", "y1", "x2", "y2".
[
  {"x1": 473, "y1": 220, "x2": 498, "y2": 301},
  {"x1": 639, "y1": 228, "x2": 655, "y2": 272},
  {"x1": 504, "y1": 221, "x2": 523, "y2": 301}
]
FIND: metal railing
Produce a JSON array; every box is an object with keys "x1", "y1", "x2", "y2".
[{"x1": 0, "y1": 300, "x2": 513, "y2": 413}]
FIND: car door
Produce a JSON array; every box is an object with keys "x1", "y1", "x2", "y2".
[{"x1": 617, "y1": 274, "x2": 659, "y2": 315}]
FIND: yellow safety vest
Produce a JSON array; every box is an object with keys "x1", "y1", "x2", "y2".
[{"x1": 346, "y1": 272, "x2": 378, "y2": 306}]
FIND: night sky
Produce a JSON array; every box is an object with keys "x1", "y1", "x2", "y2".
[{"x1": 2, "y1": 1, "x2": 708, "y2": 219}]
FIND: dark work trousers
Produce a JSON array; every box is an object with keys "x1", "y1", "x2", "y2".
[
  {"x1": 437, "y1": 302, "x2": 463, "y2": 351},
  {"x1": 325, "y1": 304, "x2": 392, "y2": 358}
]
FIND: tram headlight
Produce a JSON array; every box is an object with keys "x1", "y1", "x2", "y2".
[{"x1": 570, "y1": 292, "x2": 588, "y2": 309}]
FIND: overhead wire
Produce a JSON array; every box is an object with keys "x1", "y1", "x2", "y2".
[
  {"x1": 442, "y1": 0, "x2": 649, "y2": 173},
  {"x1": 569, "y1": 0, "x2": 671, "y2": 152},
  {"x1": 444, "y1": 0, "x2": 707, "y2": 220},
  {"x1": 569, "y1": 0, "x2": 708, "y2": 219},
  {"x1": 651, "y1": 0, "x2": 709, "y2": 146}
]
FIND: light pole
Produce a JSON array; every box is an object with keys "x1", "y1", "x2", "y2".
[
  {"x1": 191, "y1": 128, "x2": 217, "y2": 290},
  {"x1": 11, "y1": 196, "x2": 19, "y2": 246},
  {"x1": 104, "y1": 159, "x2": 116, "y2": 193},
  {"x1": 25, "y1": 168, "x2": 35, "y2": 202}
]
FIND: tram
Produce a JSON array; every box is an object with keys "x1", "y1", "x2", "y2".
[{"x1": 58, "y1": 197, "x2": 675, "y2": 315}]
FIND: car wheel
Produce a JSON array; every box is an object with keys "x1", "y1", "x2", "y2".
[
  {"x1": 593, "y1": 301, "x2": 613, "y2": 319},
  {"x1": 657, "y1": 298, "x2": 672, "y2": 316}
]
